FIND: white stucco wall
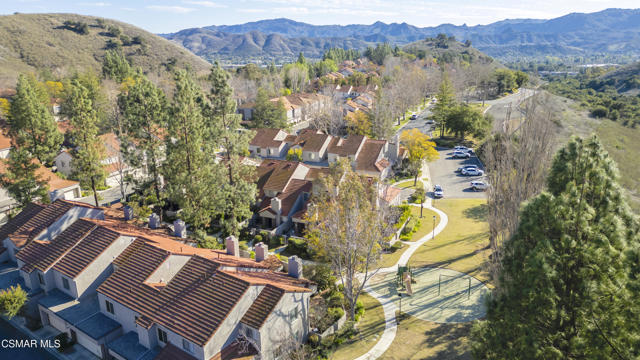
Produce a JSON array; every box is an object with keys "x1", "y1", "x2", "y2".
[
  {"x1": 98, "y1": 294, "x2": 141, "y2": 335},
  {"x1": 259, "y1": 292, "x2": 310, "y2": 359},
  {"x1": 36, "y1": 206, "x2": 104, "y2": 242},
  {"x1": 54, "y1": 152, "x2": 74, "y2": 177}
]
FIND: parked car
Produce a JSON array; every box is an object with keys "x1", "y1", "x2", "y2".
[
  {"x1": 433, "y1": 185, "x2": 444, "y2": 198},
  {"x1": 470, "y1": 180, "x2": 489, "y2": 191},
  {"x1": 410, "y1": 114, "x2": 418, "y2": 120},
  {"x1": 461, "y1": 165, "x2": 480, "y2": 175},
  {"x1": 425, "y1": 119, "x2": 435, "y2": 125},
  {"x1": 464, "y1": 148, "x2": 475, "y2": 154},
  {"x1": 454, "y1": 145, "x2": 467, "y2": 151},
  {"x1": 453, "y1": 151, "x2": 471, "y2": 159},
  {"x1": 464, "y1": 168, "x2": 484, "y2": 176}
]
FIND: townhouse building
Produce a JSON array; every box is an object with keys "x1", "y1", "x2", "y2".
[{"x1": 0, "y1": 201, "x2": 314, "y2": 360}]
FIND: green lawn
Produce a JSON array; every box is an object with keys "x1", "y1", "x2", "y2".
[
  {"x1": 394, "y1": 180, "x2": 421, "y2": 189},
  {"x1": 408, "y1": 206, "x2": 440, "y2": 242},
  {"x1": 409, "y1": 198, "x2": 490, "y2": 283},
  {"x1": 330, "y1": 293, "x2": 385, "y2": 360},
  {"x1": 378, "y1": 243, "x2": 409, "y2": 268}
]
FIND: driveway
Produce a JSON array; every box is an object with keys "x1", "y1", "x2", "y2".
[
  {"x1": 395, "y1": 104, "x2": 435, "y2": 137},
  {"x1": 428, "y1": 148, "x2": 487, "y2": 199}
]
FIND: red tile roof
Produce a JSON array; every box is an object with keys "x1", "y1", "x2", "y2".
[
  {"x1": 154, "y1": 343, "x2": 197, "y2": 360},
  {"x1": 240, "y1": 285, "x2": 284, "y2": 329},
  {"x1": 327, "y1": 135, "x2": 366, "y2": 157},
  {"x1": 210, "y1": 341, "x2": 258, "y2": 360},
  {"x1": 16, "y1": 218, "x2": 97, "y2": 273},
  {"x1": 52, "y1": 226, "x2": 121, "y2": 279},
  {"x1": 292, "y1": 130, "x2": 330, "y2": 153},
  {"x1": 0, "y1": 203, "x2": 46, "y2": 242},
  {"x1": 7, "y1": 199, "x2": 76, "y2": 248},
  {"x1": 258, "y1": 179, "x2": 311, "y2": 217},
  {"x1": 249, "y1": 128, "x2": 286, "y2": 148},
  {"x1": 355, "y1": 139, "x2": 387, "y2": 174}
]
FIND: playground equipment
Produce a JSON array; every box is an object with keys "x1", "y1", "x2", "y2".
[
  {"x1": 396, "y1": 266, "x2": 414, "y2": 291},
  {"x1": 438, "y1": 273, "x2": 471, "y2": 299}
]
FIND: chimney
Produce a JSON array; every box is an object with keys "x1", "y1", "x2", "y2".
[
  {"x1": 149, "y1": 213, "x2": 160, "y2": 229},
  {"x1": 255, "y1": 242, "x2": 268, "y2": 262},
  {"x1": 288, "y1": 255, "x2": 303, "y2": 279},
  {"x1": 225, "y1": 236, "x2": 239, "y2": 257},
  {"x1": 123, "y1": 205, "x2": 134, "y2": 221},
  {"x1": 173, "y1": 220, "x2": 186, "y2": 238},
  {"x1": 271, "y1": 197, "x2": 282, "y2": 225}
]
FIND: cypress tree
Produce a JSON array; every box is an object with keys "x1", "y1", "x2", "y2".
[
  {"x1": 8, "y1": 74, "x2": 62, "y2": 164},
  {"x1": 472, "y1": 136, "x2": 640, "y2": 359}
]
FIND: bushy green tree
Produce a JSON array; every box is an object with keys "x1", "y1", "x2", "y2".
[
  {"x1": 445, "y1": 104, "x2": 491, "y2": 139},
  {"x1": 103, "y1": 50, "x2": 132, "y2": 82},
  {"x1": 251, "y1": 88, "x2": 288, "y2": 129},
  {"x1": 8, "y1": 74, "x2": 62, "y2": 164},
  {"x1": 472, "y1": 136, "x2": 640, "y2": 359},
  {"x1": 432, "y1": 71, "x2": 455, "y2": 135},
  {"x1": 0, "y1": 147, "x2": 50, "y2": 208}
]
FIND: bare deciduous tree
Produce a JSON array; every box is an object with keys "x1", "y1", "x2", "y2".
[{"x1": 484, "y1": 92, "x2": 557, "y2": 289}]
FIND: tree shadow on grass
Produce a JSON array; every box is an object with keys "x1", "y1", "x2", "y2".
[
  {"x1": 462, "y1": 203, "x2": 488, "y2": 222},
  {"x1": 419, "y1": 321, "x2": 474, "y2": 360}
]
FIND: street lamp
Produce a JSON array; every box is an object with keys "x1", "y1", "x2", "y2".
[
  {"x1": 432, "y1": 215, "x2": 436, "y2": 241},
  {"x1": 397, "y1": 292, "x2": 403, "y2": 324}
]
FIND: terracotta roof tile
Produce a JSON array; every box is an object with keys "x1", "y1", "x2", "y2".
[
  {"x1": 259, "y1": 179, "x2": 311, "y2": 217},
  {"x1": 17, "y1": 218, "x2": 97, "y2": 273},
  {"x1": 7, "y1": 200, "x2": 76, "y2": 248},
  {"x1": 210, "y1": 341, "x2": 258, "y2": 360},
  {"x1": 327, "y1": 135, "x2": 366, "y2": 156},
  {"x1": 292, "y1": 131, "x2": 331, "y2": 153},
  {"x1": 154, "y1": 343, "x2": 197, "y2": 360},
  {"x1": 240, "y1": 285, "x2": 284, "y2": 329},
  {"x1": 355, "y1": 139, "x2": 387, "y2": 174},
  {"x1": 250, "y1": 128, "x2": 286, "y2": 148},
  {"x1": 52, "y1": 226, "x2": 121, "y2": 278},
  {"x1": 0, "y1": 203, "x2": 46, "y2": 241}
]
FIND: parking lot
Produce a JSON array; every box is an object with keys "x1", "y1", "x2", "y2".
[{"x1": 428, "y1": 148, "x2": 487, "y2": 199}]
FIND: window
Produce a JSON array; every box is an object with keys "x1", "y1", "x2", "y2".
[
  {"x1": 182, "y1": 338, "x2": 192, "y2": 353},
  {"x1": 157, "y1": 328, "x2": 168, "y2": 344},
  {"x1": 62, "y1": 277, "x2": 70, "y2": 290},
  {"x1": 105, "y1": 300, "x2": 114, "y2": 314},
  {"x1": 38, "y1": 272, "x2": 45, "y2": 285}
]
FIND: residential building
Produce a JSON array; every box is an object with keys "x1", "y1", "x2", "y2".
[
  {"x1": 248, "y1": 128, "x2": 292, "y2": 158},
  {"x1": 238, "y1": 93, "x2": 329, "y2": 128},
  {"x1": 0, "y1": 201, "x2": 314, "y2": 360}
]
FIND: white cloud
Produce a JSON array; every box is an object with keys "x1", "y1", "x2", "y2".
[
  {"x1": 182, "y1": 0, "x2": 227, "y2": 8},
  {"x1": 146, "y1": 5, "x2": 196, "y2": 14},
  {"x1": 273, "y1": 7, "x2": 310, "y2": 14},
  {"x1": 238, "y1": 8, "x2": 268, "y2": 13}
]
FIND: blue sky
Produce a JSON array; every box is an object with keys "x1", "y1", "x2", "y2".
[{"x1": 3, "y1": 0, "x2": 639, "y2": 33}]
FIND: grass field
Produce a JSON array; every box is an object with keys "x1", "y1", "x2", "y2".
[
  {"x1": 330, "y1": 293, "x2": 385, "y2": 360},
  {"x1": 408, "y1": 206, "x2": 440, "y2": 242},
  {"x1": 394, "y1": 180, "x2": 421, "y2": 189},
  {"x1": 380, "y1": 316, "x2": 473, "y2": 360},
  {"x1": 378, "y1": 243, "x2": 409, "y2": 268},
  {"x1": 409, "y1": 199, "x2": 490, "y2": 283}
]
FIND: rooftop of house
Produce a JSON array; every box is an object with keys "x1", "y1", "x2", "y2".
[
  {"x1": 257, "y1": 159, "x2": 308, "y2": 196},
  {"x1": 239, "y1": 284, "x2": 284, "y2": 329},
  {"x1": 327, "y1": 134, "x2": 366, "y2": 157},
  {"x1": 258, "y1": 178, "x2": 312, "y2": 217},
  {"x1": 99, "y1": 133, "x2": 120, "y2": 159},
  {"x1": 291, "y1": 130, "x2": 331, "y2": 153},
  {"x1": 355, "y1": 139, "x2": 389, "y2": 174},
  {"x1": 0, "y1": 127, "x2": 11, "y2": 151},
  {"x1": 6, "y1": 199, "x2": 77, "y2": 248},
  {"x1": 249, "y1": 128, "x2": 288, "y2": 148}
]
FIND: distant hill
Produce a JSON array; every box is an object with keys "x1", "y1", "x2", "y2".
[
  {"x1": 162, "y1": 27, "x2": 370, "y2": 63},
  {"x1": 402, "y1": 37, "x2": 498, "y2": 66},
  {"x1": 0, "y1": 13, "x2": 211, "y2": 88},
  {"x1": 167, "y1": 8, "x2": 640, "y2": 61},
  {"x1": 597, "y1": 62, "x2": 640, "y2": 94}
]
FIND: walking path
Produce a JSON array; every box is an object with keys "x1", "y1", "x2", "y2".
[{"x1": 354, "y1": 161, "x2": 448, "y2": 360}]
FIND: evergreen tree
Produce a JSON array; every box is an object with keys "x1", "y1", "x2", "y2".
[
  {"x1": 204, "y1": 64, "x2": 257, "y2": 236},
  {"x1": 0, "y1": 147, "x2": 49, "y2": 208},
  {"x1": 164, "y1": 70, "x2": 221, "y2": 229},
  {"x1": 65, "y1": 80, "x2": 106, "y2": 207},
  {"x1": 102, "y1": 50, "x2": 132, "y2": 82},
  {"x1": 8, "y1": 74, "x2": 62, "y2": 164},
  {"x1": 432, "y1": 71, "x2": 455, "y2": 136},
  {"x1": 297, "y1": 52, "x2": 306, "y2": 64},
  {"x1": 117, "y1": 74, "x2": 168, "y2": 206},
  {"x1": 472, "y1": 136, "x2": 640, "y2": 359},
  {"x1": 251, "y1": 88, "x2": 288, "y2": 129}
]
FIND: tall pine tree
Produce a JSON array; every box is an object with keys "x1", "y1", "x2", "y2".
[
  {"x1": 8, "y1": 74, "x2": 62, "y2": 164},
  {"x1": 65, "y1": 80, "x2": 106, "y2": 206},
  {"x1": 204, "y1": 64, "x2": 256, "y2": 236},
  {"x1": 117, "y1": 74, "x2": 168, "y2": 207},
  {"x1": 164, "y1": 70, "x2": 222, "y2": 229},
  {"x1": 432, "y1": 71, "x2": 455, "y2": 136},
  {"x1": 472, "y1": 136, "x2": 640, "y2": 359}
]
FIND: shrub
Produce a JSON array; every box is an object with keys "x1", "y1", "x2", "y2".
[
  {"x1": 390, "y1": 242, "x2": 403, "y2": 252},
  {"x1": 591, "y1": 105, "x2": 608, "y2": 118},
  {"x1": 327, "y1": 292, "x2": 344, "y2": 308},
  {"x1": 402, "y1": 218, "x2": 417, "y2": 235},
  {"x1": 355, "y1": 300, "x2": 365, "y2": 321},
  {"x1": 55, "y1": 332, "x2": 75, "y2": 353},
  {"x1": 327, "y1": 307, "x2": 344, "y2": 322},
  {"x1": 308, "y1": 333, "x2": 320, "y2": 346},
  {"x1": 253, "y1": 234, "x2": 263, "y2": 243},
  {"x1": 307, "y1": 264, "x2": 335, "y2": 291},
  {"x1": 400, "y1": 234, "x2": 411, "y2": 241},
  {"x1": 0, "y1": 285, "x2": 27, "y2": 319}
]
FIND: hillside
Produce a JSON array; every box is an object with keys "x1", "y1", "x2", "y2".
[
  {"x1": 598, "y1": 62, "x2": 640, "y2": 94},
  {"x1": 174, "y1": 8, "x2": 640, "y2": 61},
  {"x1": 0, "y1": 13, "x2": 211, "y2": 88},
  {"x1": 162, "y1": 27, "x2": 370, "y2": 64},
  {"x1": 402, "y1": 37, "x2": 498, "y2": 66}
]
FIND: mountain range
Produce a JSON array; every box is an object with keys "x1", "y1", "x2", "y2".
[{"x1": 162, "y1": 8, "x2": 640, "y2": 62}]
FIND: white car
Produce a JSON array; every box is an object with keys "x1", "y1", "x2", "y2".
[
  {"x1": 464, "y1": 168, "x2": 484, "y2": 176},
  {"x1": 433, "y1": 185, "x2": 444, "y2": 198},
  {"x1": 461, "y1": 165, "x2": 480, "y2": 175},
  {"x1": 454, "y1": 146, "x2": 467, "y2": 151},
  {"x1": 453, "y1": 151, "x2": 471, "y2": 159},
  {"x1": 470, "y1": 180, "x2": 489, "y2": 191}
]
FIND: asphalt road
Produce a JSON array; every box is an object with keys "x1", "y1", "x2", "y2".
[
  {"x1": 428, "y1": 148, "x2": 487, "y2": 199},
  {"x1": 396, "y1": 103, "x2": 435, "y2": 136},
  {"x1": 483, "y1": 88, "x2": 538, "y2": 132}
]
